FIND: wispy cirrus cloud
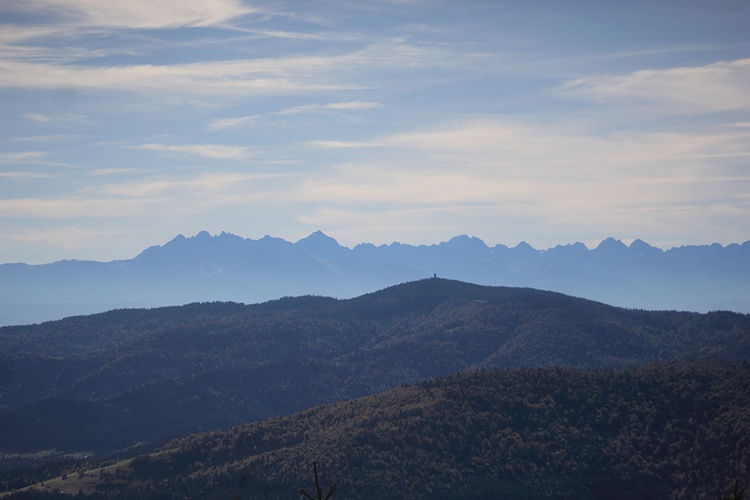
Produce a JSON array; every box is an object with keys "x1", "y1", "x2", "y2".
[
  {"x1": 89, "y1": 168, "x2": 146, "y2": 177},
  {"x1": 0, "y1": 151, "x2": 48, "y2": 164},
  {"x1": 13, "y1": 134, "x2": 76, "y2": 143},
  {"x1": 135, "y1": 143, "x2": 254, "y2": 160},
  {"x1": 0, "y1": 59, "x2": 358, "y2": 96},
  {"x1": 98, "y1": 171, "x2": 299, "y2": 199},
  {"x1": 0, "y1": 171, "x2": 298, "y2": 219},
  {"x1": 280, "y1": 101, "x2": 382, "y2": 114},
  {"x1": 559, "y1": 58, "x2": 750, "y2": 113},
  {"x1": 209, "y1": 101, "x2": 381, "y2": 130},
  {"x1": 305, "y1": 140, "x2": 388, "y2": 149},
  {"x1": 0, "y1": 37, "x2": 467, "y2": 98},
  {"x1": 0, "y1": 171, "x2": 60, "y2": 180},
  {"x1": 307, "y1": 117, "x2": 750, "y2": 169},
  {"x1": 24, "y1": 113, "x2": 93, "y2": 125},
  {"x1": 11, "y1": 0, "x2": 256, "y2": 30},
  {"x1": 293, "y1": 117, "x2": 750, "y2": 239}
]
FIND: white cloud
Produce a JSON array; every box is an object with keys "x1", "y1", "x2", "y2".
[
  {"x1": 0, "y1": 196, "x2": 123, "y2": 219},
  {"x1": 89, "y1": 168, "x2": 146, "y2": 177},
  {"x1": 24, "y1": 113, "x2": 93, "y2": 125},
  {"x1": 0, "y1": 26, "x2": 65, "y2": 44},
  {"x1": 15, "y1": 0, "x2": 256, "y2": 30},
  {"x1": 208, "y1": 101, "x2": 380, "y2": 130},
  {"x1": 318, "y1": 118, "x2": 750, "y2": 178},
  {"x1": 0, "y1": 171, "x2": 299, "y2": 220},
  {"x1": 135, "y1": 143, "x2": 254, "y2": 160},
  {"x1": 0, "y1": 37, "x2": 463, "y2": 98},
  {"x1": 559, "y1": 58, "x2": 750, "y2": 113},
  {"x1": 208, "y1": 115, "x2": 260, "y2": 131},
  {"x1": 99, "y1": 173, "x2": 249, "y2": 198},
  {"x1": 304, "y1": 140, "x2": 387, "y2": 149},
  {"x1": 0, "y1": 151, "x2": 48, "y2": 164},
  {"x1": 0, "y1": 171, "x2": 60, "y2": 180},
  {"x1": 13, "y1": 134, "x2": 76, "y2": 143},
  {"x1": 0, "y1": 58, "x2": 360, "y2": 96},
  {"x1": 279, "y1": 101, "x2": 382, "y2": 114},
  {"x1": 289, "y1": 117, "x2": 750, "y2": 245},
  {"x1": 27, "y1": 113, "x2": 65, "y2": 123}
]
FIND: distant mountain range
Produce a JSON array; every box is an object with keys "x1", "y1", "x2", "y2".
[{"x1": 1, "y1": 231, "x2": 749, "y2": 325}]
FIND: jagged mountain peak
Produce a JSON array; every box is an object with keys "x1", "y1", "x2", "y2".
[
  {"x1": 295, "y1": 230, "x2": 348, "y2": 258},
  {"x1": 595, "y1": 237, "x2": 628, "y2": 252},
  {"x1": 187, "y1": 230, "x2": 243, "y2": 242},
  {"x1": 444, "y1": 234, "x2": 489, "y2": 249},
  {"x1": 512, "y1": 241, "x2": 537, "y2": 252},
  {"x1": 629, "y1": 238, "x2": 662, "y2": 254},
  {"x1": 135, "y1": 230, "x2": 252, "y2": 263},
  {"x1": 296, "y1": 230, "x2": 336, "y2": 243},
  {"x1": 552, "y1": 241, "x2": 588, "y2": 250},
  {"x1": 447, "y1": 234, "x2": 484, "y2": 243},
  {"x1": 295, "y1": 230, "x2": 341, "y2": 247}
]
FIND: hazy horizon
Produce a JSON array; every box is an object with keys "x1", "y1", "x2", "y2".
[
  {"x1": 2, "y1": 1, "x2": 749, "y2": 264},
  {"x1": 4, "y1": 229, "x2": 750, "y2": 266}
]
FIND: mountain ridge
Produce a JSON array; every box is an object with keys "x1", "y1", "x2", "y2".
[
  {"x1": 1, "y1": 231, "x2": 749, "y2": 326},
  {"x1": 1, "y1": 278, "x2": 748, "y2": 459}
]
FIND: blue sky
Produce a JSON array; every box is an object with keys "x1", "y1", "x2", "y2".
[{"x1": 1, "y1": 0, "x2": 749, "y2": 264}]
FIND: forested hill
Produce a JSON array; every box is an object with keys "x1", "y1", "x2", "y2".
[
  {"x1": 7, "y1": 361, "x2": 750, "y2": 499},
  {"x1": 1, "y1": 279, "x2": 748, "y2": 459}
]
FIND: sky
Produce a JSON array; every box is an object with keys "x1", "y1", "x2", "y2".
[{"x1": 1, "y1": 0, "x2": 749, "y2": 264}]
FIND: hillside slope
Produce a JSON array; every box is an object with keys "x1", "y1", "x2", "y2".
[{"x1": 7, "y1": 361, "x2": 750, "y2": 499}]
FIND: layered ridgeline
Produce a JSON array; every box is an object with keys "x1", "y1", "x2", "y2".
[
  {"x1": 5, "y1": 361, "x2": 749, "y2": 499},
  {"x1": 1, "y1": 231, "x2": 749, "y2": 326},
  {"x1": 1, "y1": 280, "x2": 748, "y2": 462}
]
